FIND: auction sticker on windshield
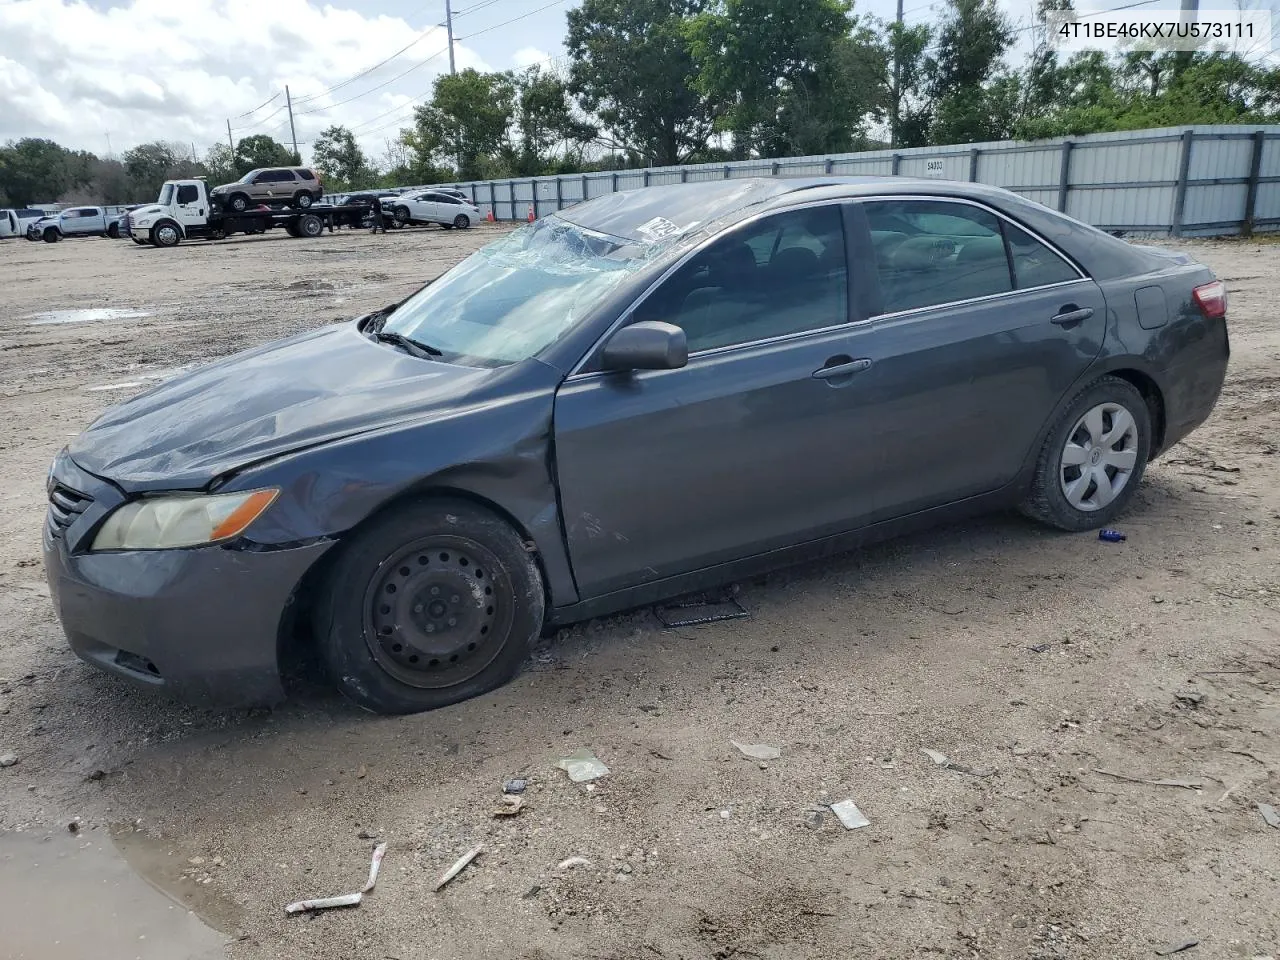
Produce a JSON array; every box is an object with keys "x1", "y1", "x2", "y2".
[{"x1": 635, "y1": 216, "x2": 682, "y2": 241}]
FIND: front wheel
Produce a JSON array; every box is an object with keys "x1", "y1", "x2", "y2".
[
  {"x1": 393, "y1": 205, "x2": 410, "y2": 225},
  {"x1": 228, "y1": 193, "x2": 249, "y2": 213},
  {"x1": 314, "y1": 499, "x2": 545, "y2": 714},
  {"x1": 1020, "y1": 376, "x2": 1151, "y2": 532},
  {"x1": 152, "y1": 221, "x2": 181, "y2": 248},
  {"x1": 453, "y1": 214, "x2": 470, "y2": 229},
  {"x1": 42, "y1": 228, "x2": 60, "y2": 243},
  {"x1": 107, "y1": 223, "x2": 119, "y2": 239}
]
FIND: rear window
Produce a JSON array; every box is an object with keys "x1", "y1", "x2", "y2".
[{"x1": 295, "y1": 169, "x2": 316, "y2": 181}]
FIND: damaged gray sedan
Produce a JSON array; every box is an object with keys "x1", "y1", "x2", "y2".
[{"x1": 43, "y1": 177, "x2": 1228, "y2": 713}]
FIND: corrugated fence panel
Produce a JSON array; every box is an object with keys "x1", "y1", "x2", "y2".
[{"x1": 431, "y1": 126, "x2": 1280, "y2": 235}]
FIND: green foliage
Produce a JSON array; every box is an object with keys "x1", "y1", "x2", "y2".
[
  {"x1": 404, "y1": 69, "x2": 516, "y2": 181},
  {"x1": 0, "y1": 138, "x2": 93, "y2": 206},
  {"x1": 312, "y1": 125, "x2": 376, "y2": 190},
  {"x1": 232, "y1": 135, "x2": 299, "y2": 176}
]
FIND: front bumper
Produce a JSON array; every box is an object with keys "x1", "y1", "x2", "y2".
[{"x1": 42, "y1": 455, "x2": 333, "y2": 707}]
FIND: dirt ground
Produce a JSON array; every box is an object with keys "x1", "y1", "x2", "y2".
[{"x1": 0, "y1": 223, "x2": 1277, "y2": 960}]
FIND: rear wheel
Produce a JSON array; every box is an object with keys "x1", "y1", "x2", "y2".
[
  {"x1": 315, "y1": 499, "x2": 544, "y2": 714},
  {"x1": 293, "y1": 190, "x2": 314, "y2": 209},
  {"x1": 453, "y1": 214, "x2": 470, "y2": 229},
  {"x1": 298, "y1": 213, "x2": 323, "y2": 237},
  {"x1": 1020, "y1": 376, "x2": 1151, "y2": 532}
]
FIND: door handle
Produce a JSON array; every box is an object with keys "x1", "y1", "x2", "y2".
[
  {"x1": 812, "y1": 358, "x2": 872, "y2": 379},
  {"x1": 1050, "y1": 306, "x2": 1094, "y2": 326}
]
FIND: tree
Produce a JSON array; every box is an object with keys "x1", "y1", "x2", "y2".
[
  {"x1": 887, "y1": 19, "x2": 935, "y2": 147},
  {"x1": 926, "y1": 0, "x2": 1016, "y2": 144},
  {"x1": 510, "y1": 66, "x2": 598, "y2": 174},
  {"x1": 686, "y1": 0, "x2": 887, "y2": 157},
  {"x1": 567, "y1": 0, "x2": 715, "y2": 165},
  {"x1": 204, "y1": 143, "x2": 238, "y2": 186},
  {"x1": 403, "y1": 69, "x2": 516, "y2": 181},
  {"x1": 0, "y1": 138, "x2": 86, "y2": 206},
  {"x1": 312, "y1": 125, "x2": 375, "y2": 189},
  {"x1": 234, "y1": 134, "x2": 299, "y2": 174}
]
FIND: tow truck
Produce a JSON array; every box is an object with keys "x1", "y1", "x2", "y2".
[{"x1": 127, "y1": 178, "x2": 372, "y2": 248}]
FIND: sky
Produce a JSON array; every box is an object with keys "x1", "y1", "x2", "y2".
[{"x1": 0, "y1": 0, "x2": 1212, "y2": 168}]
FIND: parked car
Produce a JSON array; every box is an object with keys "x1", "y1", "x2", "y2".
[
  {"x1": 25, "y1": 206, "x2": 111, "y2": 242},
  {"x1": 382, "y1": 190, "x2": 479, "y2": 229},
  {"x1": 43, "y1": 177, "x2": 1229, "y2": 714},
  {"x1": 210, "y1": 168, "x2": 324, "y2": 213},
  {"x1": 107, "y1": 205, "x2": 143, "y2": 239},
  {"x1": 0, "y1": 208, "x2": 50, "y2": 238}
]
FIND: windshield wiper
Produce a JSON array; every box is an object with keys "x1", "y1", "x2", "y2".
[{"x1": 371, "y1": 329, "x2": 443, "y2": 359}]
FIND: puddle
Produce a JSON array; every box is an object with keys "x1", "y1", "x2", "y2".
[
  {"x1": 26, "y1": 308, "x2": 151, "y2": 326},
  {"x1": 86, "y1": 365, "x2": 192, "y2": 393},
  {"x1": 0, "y1": 828, "x2": 237, "y2": 959}
]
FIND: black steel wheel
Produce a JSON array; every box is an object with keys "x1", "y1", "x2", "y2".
[{"x1": 315, "y1": 499, "x2": 544, "y2": 714}]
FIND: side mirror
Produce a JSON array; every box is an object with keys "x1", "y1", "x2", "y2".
[{"x1": 600, "y1": 321, "x2": 688, "y2": 372}]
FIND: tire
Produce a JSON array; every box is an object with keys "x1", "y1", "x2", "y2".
[
  {"x1": 453, "y1": 214, "x2": 470, "y2": 229},
  {"x1": 284, "y1": 222, "x2": 301, "y2": 238},
  {"x1": 131, "y1": 237, "x2": 147, "y2": 246},
  {"x1": 440, "y1": 222, "x2": 453, "y2": 230},
  {"x1": 1020, "y1": 375, "x2": 1151, "y2": 532},
  {"x1": 107, "y1": 223, "x2": 119, "y2": 239},
  {"x1": 152, "y1": 221, "x2": 182, "y2": 248},
  {"x1": 293, "y1": 191, "x2": 314, "y2": 209},
  {"x1": 393, "y1": 205, "x2": 410, "y2": 225},
  {"x1": 42, "y1": 228, "x2": 60, "y2": 243},
  {"x1": 314, "y1": 499, "x2": 545, "y2": 714},
  {"x1": 298, "y1": 213, "x2": 323, "y2": 238},
  {"x1": 228, "y1": 193, "x2": 249, "y2": 213}
]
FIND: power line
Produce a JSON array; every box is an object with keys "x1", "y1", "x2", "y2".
[
  {"x1": 297, "y1": 43, "x2": 451, "y2": 115},
  {"x1": 231, "y1": 90, "x2": 282, "y2": 120},
  {"x1": 457, "y1": 0, "x2": 572, "y2": 39},
  {"x1": 232, "y1": 101, "x2": 289, "y2": 131},
  {"x1": 292, "y1": 22, "x2": 444, "y2": 105},
  {"x1": 453, "y1": 0, "x2": 507, "y2": 16}
]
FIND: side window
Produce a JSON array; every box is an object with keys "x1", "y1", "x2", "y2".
[
  {"x1": 274, "y1": 170, "x2": 295, "y2": 183},
  {"x1": 864, "y1": 200, "x2": 1012, "y2": 314},
  {"x1": 295, "y1": 169, "x2": 316, "y2": 181},
  {"x1": 176, "y1": 185, "x2": 199, "y2": 204},
  {"x1": 633, "y1": 204, "x2": 849, "y2": 353},
  {"x1": 61, "y1": 210, "x2": 79, "y2": 219},
  {"x1": 1004, "y1": 223, "x2": 1080, "y2": 289},
  {"x1": 251, "y1": 172, "x2": 272, "y2": 184}
]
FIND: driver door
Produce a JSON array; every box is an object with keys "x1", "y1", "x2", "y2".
[{"x1": 174, "y1": 184, "x2": 206, "y2": 230}]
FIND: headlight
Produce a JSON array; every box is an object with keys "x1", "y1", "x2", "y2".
[
  {"x1": 133, "y1": 217, "x2": 154, "y2": 227},
  {"x1": 91, "y1": 488, "x2": 279, "y2": 551}
]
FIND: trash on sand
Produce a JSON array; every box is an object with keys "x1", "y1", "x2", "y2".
[
  {"x1": 653, "y1": 593, "x2": 748, "y2": 628},
  {"x1": 829, "y1": 799, "x2": 871, "y2": 830},
  {"x1": 1094, "y1": 769, "x2": 1205, "y2": 789},
  {"x1": 921, "y1": 748, "x2": 949, "y2": 766},
  {"x1": 1028, "y1": 643, "x2": 1051, "y2": 654},
  {"x1": 557, "y1": 748, "x2": 609, "y2": 783},
  {"x1": 731, "y1": 740, "x2": 781, "y2": 761},
  {"x1": 1098, "y1": 529, "x2": 1127, "y2": 542},
  {"x1": 556, "y1": 856, "x2": 591, "y2": 871},
  {"x1": 285, "y1": 843, "x2": 387, "y2": 914},
  {"x1": 1155, "y1": 938, "x2": 1199, "y2": 956},
  {"x1": 1174, "y1": 690, "x2": 1206, "y2": 709},
  {"x1": 435, "y1": 844, "x2": 483, "y2": 892},
  {"x1": 1258, "y1": 802, "x2": 1280, "y2": 829},
  {"x1": 921, "y1": 748, "x2": 997, "y2": 778},
  {"x1": 503, "y1": 778, "x2": 527, "y2": 794},
  {"x1": 494, "y1": 795, "x2": 524, "y2": 817},
  {"x1": 0, "y1": 753, "x2": 17, "y2": 768}
]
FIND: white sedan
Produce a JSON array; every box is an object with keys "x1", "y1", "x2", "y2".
[{"x1": 381, "y1": 190, "x2": 480, "y2": 229}]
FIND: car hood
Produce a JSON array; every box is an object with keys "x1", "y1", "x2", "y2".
[
  {"x1": 130, "y1": 205, "x2": 165, "y2": 218},
  {"x1": 69, "y1": 322, "x2": 496, "y2": 491}
]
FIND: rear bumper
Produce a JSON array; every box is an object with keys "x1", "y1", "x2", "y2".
[{"x1": 41, "y1": 455, "x2": 332, "y2": 708}]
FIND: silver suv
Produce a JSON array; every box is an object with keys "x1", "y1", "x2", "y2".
[{"x1": 210, "y1": 168, "x2": 324, "y2": 212}]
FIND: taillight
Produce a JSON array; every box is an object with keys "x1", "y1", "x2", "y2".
[{"x1": 1192, "y1": 279, "x2": 1227, "y2": 319}]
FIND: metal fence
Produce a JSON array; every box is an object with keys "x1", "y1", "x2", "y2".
[{"x1": 417, "y1": 124, "x2": 1280, "y2": 237}]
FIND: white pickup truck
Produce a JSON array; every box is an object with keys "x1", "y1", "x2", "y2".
[
  {"x1": 25, "y1": 206, "x2": 114, "y2": 242},
  {"x1": 1, "y1": 208, "x2": 51, "y2": 239},
  {"x1": 127, "y1": 178, "x2": 365, "y2": 247}
]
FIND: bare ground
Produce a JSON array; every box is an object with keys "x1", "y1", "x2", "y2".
[{"x1": 0, "y1": 226, "x2": 1277, "y2": 960}]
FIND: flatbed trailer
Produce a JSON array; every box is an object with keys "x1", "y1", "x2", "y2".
[{"x1": 127, "y1": 179, "x2": 374, "y2": 248}]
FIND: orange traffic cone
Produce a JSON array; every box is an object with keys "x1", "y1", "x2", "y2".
[
  {"x1": 527, "y1": 205, "x2": 535, "y2": 223},
  {"x1": 486, "y1": 210, "x2": 495, "y2": 222}
]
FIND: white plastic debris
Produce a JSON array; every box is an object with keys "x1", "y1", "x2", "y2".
[
  {"x1": 921, "y1": 748, "x2": 949, "y2": 766},
  {"x1": 557, "y1": 748, "x2": 610, "y2": 783},
  {"x1": 829, "y1": 799, "x2": 871, "y2": 830},
  {"x1": 435, "y1": 844, "x2": 483, "y2": 892},
  {"x1": 731, "y1": 740, "x2": 781, "y2": 761},
  {"x1": 285, "y1": 843, "x2": 387, "y2": 914},
  {"x1": 1258, "y1": 802, "x2": 1280, "y2": 829},
  {"x1": 556, "y1": 856, "x2": 591, "y2": 871}
]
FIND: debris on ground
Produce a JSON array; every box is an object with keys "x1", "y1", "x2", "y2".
[
  {"x1": 1099, "y1": 529, "x2": 1127, "y2": 542},
  {"x1": 557, "y1": 748, "x2": 610, "y2": 783},
  {"x1": 1155, "y1": 938, "x2": 1199, "y2": 955},
  {"x1": 653, "y1": 592, "x2": 748, "y2": 627},
  {"x1": 0, "y1": 753, "x2": 17, "y2": 768},
  {"x1": 435, "y1": 844, "x2": 483, "y2": 893},
  {"x1": 556, "y1": 856, "x2": 591, "y2": 871},
  {"x1": 502, "y1": 778, "x2": 527, "y2": 794},
  {"x1": 731, "y1": 740, "x2": 781, "y2": 761},
  {"x1": 920, "y1": 748, "x2": 997, "y2": 778},
  {"x1": 494, "y1": 795, "x2": 524, "y2": 817},
  {"x1": 285, "y1": 842, "x2": 387, "y2": 914},
  {"x1": 829, "y1": 799, "x2": 871, "y2": 830},
  {"x1": 1174, "y1": 690, "x2": 1206, "y2": 709},
  {"x1": 1028, "y1": 643, "x2": 1051, "y2": 654},
  {"x1": 802, "y1": 809, "x2": 825, "y2": 830},
  {"x1": 921, "y1": 748, "x2": 948, "y2": 766},
  {"x1": 1094, "y1": 769, "x2": 1205, "y2": 789},
  {"x1": 1258, "y1": 803, "x2": 1280, "y2": 829}
]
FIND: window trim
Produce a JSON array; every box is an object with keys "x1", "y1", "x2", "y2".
[
  {"x1": 856, "y1": 195, "x2": 1088, "y2": 322},
  {"x1": 566, "y1": 197, "x2": 855, "y2": 379}
]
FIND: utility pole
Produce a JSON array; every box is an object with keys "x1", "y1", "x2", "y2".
[
  {"x1": 285, "y1": 85, "x2": 299, "y2": 160},
  {"x1": 105, "y1": 132, "x2": 113, "y2": 158},
  {"x1": 1175, "y1": 0, "x2": 1199, "y2": 71},
  {"x1": 445, "y1": 0, "x2": 456, "y2": 74},
  {"x1": 226, "y1": 119, "x2": 235, "y2": 155},
  {"x1": 891, "y1": 0, "x2": 903, "y2": 149}
]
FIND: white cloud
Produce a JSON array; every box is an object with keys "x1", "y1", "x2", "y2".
[
  {"x1": 511, "y1": 46, "x2": 552, "y2": 69},
  {"x1": 0, "y1": 0, "x2": 492, "y2": 164}
]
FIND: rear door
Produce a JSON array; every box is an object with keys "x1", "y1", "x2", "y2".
[{"x1": 828, "y1": 196, "x2": 1107, "y2": 518}]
